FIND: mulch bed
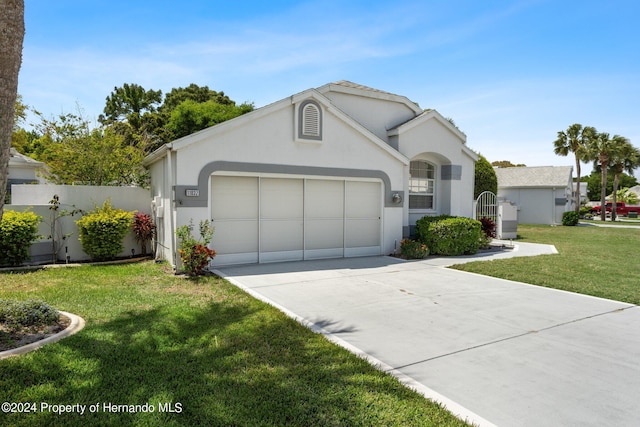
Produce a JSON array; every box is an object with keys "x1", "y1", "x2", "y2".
[{"x1": 0, "y1": 313, "x2": 71, "y2": 352}]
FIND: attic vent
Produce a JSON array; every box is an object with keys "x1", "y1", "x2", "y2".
[{"x1": 298, "y1": 100, "x2": 322, "y2": 140}]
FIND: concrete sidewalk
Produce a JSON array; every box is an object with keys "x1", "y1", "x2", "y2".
[{"x1": 214, "y1": 244, "x2": 640, "y2": 426}]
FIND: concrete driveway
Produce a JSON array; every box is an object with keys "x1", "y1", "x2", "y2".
[{"x1": 214, "y1": 244, "x2": 640, "y2": 426}]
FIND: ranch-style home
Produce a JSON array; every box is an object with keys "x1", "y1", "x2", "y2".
[
  {"x1": 144, "y1": 81, "x2": 478, "y2": 267},
  {"x1": 495, "y1": 165, "x2": 574, "y2": 225}
]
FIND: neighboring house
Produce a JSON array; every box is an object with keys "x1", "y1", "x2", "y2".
[
  {"x1": 144, "y1": 81, "x2": 478, "y2": 267},
  {"x1": 572, "y1": 181, "x2": 588, "y2": 204},
  {"x1": 5, "y1": 148, "x2": 47, "y2": 203},
  {"x1": 627, "y1": 185, "x2": 640, "y2": 202},
  {"x1": 495, "y1": 166, "x2": 574, "y2": 225}
]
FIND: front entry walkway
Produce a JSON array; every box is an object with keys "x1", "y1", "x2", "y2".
[{"x1": 214, "y1": 247, "x2": 640, "y2": 426}]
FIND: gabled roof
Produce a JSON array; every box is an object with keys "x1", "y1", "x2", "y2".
[
  {"x1": 144, "y1": 85, "x2": 410, "y2": 166},
  {"x1": 496, "y1": 166, "x2": 573, "y2": 188},
  {"x1": 388, "y1": 109, "x2": 468, "y2": 141},
  {"x1": 9, "y1": 148, "x2": 44, "y2": 167},
  {"x1": 316, "y1": 80, "x2": 423, "y2": 115}
]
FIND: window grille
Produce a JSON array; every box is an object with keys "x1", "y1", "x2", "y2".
[{"x1": 409, "y1": 160, "x2": 435, "y2": 210}]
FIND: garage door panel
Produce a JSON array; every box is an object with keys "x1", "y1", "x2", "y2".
[
  {"x1": 261, "y1": 220, "x2": 303, "y2": 253},
  {"x1": 211, "y1": 176, "x2": 258, "y2": 220},
  {"x1": 305, "y1": 219, "x2": 343, "y2": 250},
  {"x1": 345, "y1": 219, "x2": 381, "y2": 248},
  {"x1": 306, "y1": 180, "x2": 344, "y2": 218},
  {"x1": 261, "y1": 178, "x2": 303, "y2": 219},
  {"x1": 346, "y1": 181, "x2": 381, "y2": 218},
  {"x1": 213, "y1": 220, "x2": 258, "y2": 254}
]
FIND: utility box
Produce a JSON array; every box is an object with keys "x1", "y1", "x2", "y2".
[{"x1": 497, "y1": 201, "x2": 518, "y2": 239}]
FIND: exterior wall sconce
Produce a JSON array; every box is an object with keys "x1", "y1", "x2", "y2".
[{"x1": 392, "y1": 193, "x2": 403, "y2": 204}]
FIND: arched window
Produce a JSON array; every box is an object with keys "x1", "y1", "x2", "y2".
[
  {"x1": 409, "y1": 160, "x2": 435, "y2": 210},
  {"x1": 298, "y1": 100, "x2": 322, "y2": 140}
]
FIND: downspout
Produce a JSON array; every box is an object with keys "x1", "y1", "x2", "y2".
[
  {"x1": 552, "y1": 187, "x2": 557, "y2": 225},
  {"x1": 166, "y1": 145, "x2": 177, "y2": 270}
]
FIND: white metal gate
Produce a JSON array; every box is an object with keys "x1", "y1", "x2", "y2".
[{"x1": 475, "y1": 191, "x2": 497, "y2": 222}]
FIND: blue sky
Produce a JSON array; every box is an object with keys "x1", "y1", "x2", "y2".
[{"x1": 18, "y1": 0, "x2": 640, "y2": 176}]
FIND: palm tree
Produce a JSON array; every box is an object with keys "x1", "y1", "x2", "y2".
[
  {"x1": 0, "y1": 0, "x2": 25, "y2": 219},
  {"x1": 553, "y1": 124, "x2": 596, "y2": 212},
  {"x1": 587, "y1": 132, "x2": 630, "y2": 221},
  {"x1": 608, "y1": 140, "x2": 640, "y2": 220}
]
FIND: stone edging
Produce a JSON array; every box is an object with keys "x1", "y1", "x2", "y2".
[{"x1": 0, "y1": 311, "x2": 86, "y2": 360}]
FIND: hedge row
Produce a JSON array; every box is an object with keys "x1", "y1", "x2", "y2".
[
  {"x1": 0, "y1": 210, "x2": 41, "y2": 266},
  {"x1": 415, "y1": 215, "x2": 482, "y2": 256}
]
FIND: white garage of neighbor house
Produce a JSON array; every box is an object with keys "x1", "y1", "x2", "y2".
[
  {"x1": 495, "y1": 166, "x2": 574, "y2": 225},
  {"x1": 144, "y1": 81, "x2": 478, "y2": 268}
]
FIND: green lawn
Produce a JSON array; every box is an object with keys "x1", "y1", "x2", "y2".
[
  {"x1": 453, "y1": 224, "x2": 640, "y2": 304},
  {"x1": 0, "y1": 262, "x2": 467, "y2": 427}
]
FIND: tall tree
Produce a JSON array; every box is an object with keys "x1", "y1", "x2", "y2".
[
  {"x1": 161, "y1": 83, "x2": 234, "y2": 111},
  {"x1": 165, "y1": 99, "x2": 254, "y2": 141},
  {"x1": 608, "y1": 140, "x2": 639, "y2": 220},
  {"x1": 99, "y1": 83, "x2": 162, "y2": 148},
  {"x1": 491, "y1": 160, "x2": 526, "y2": 168},
  {"x1": 34, "y1": 111, "x2": 146, "y2": 186},
  {"x1": 587, "y1": 132, "x2": 629, "y2": 221},
  {"x1": 585, "y1": 171, "x2": 637, "y2": 201},
  {"x1": 0, "y1": 0, "x2": 25, "y2": 219},
  {"x1": 553, "y1": 123, "x2": 596, "y2": 212},
  {"x1": 147, "y1": 83, "x2": 253, "y2": 152},
  {"x1": 474, "y1": 154, "x2": 498, "y2": 199}
]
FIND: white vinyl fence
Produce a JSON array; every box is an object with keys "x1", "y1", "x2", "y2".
[{"x1": 6, "y1": 184, "x2": 152, "y2": 264}]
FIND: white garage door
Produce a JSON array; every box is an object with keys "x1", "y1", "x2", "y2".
[{"x1": 211, "y1": 175, "x2": 381, "y2": 265}]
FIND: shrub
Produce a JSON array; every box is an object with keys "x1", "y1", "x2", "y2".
[
  {"x1": 0, "y1": 299, "x2": 59, "y2": 332},
  {"x1": 176, "y1": 219, "x2": 216, "y2": 276},
  {"x1": 479, "y1": 217, "x2": 496, "y2": 238},
  {"x1": 478, "y1": 216, "x2": 496, "y2": 249},
  {"x1": 416, "y1": 215, "x2": 481, "y2": 256},
  {"x1": 132, "y1": 212, "x2": 156, "y2": 255},
  {"x1": 562, "y1": 211, "x2": 580, "y2": 226},
  {"x1": 76, "y1": 200, "x2": 134, "y2": 260},
  {"x1": 579, "y1": 205, "x2": 592, "y2": 217},
  {"x1": 474, "y1": 154, "x2": 498, "y2": 199},
  {"x1": 400, "y1": 239, "x2": 429, "y2": 259},
  {"x1": 0, "y1": 210, "x2": 41, "y2": 266}
]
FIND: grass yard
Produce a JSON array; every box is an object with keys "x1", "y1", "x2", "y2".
[
  {"x1": 0, "y1": 262, "x2": 467, "y2": 427},
  {"x1": 453, "y1": 224, "x2": 640, "y2": 304}
]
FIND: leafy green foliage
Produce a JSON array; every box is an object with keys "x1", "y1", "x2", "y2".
[
  {"x1": 21, "y1": 110, "x2": 147, "y2": 186},
  {"x1": 100, "y1": 83, "x2": 255, "y2": 153},
  {"x1": 586, "y1": 171, "x2": 637, "y2": 201},
  {"x1": 76, "y1": 200, "x2": 134, "y2": 260},
  {"x1": 0, "y1": 210, "x2": 41, "y2": 266},
  {"x1": 0, "y1": 299, "x2": 59, "y2": 332},
  {"x1": 165, "y1": 99, "x2": 254, "y2": 141},
  {"x1": 416, "y1": 215, "x2": 481, "y2": 256},
  {"x1": 399, "y1": 239, "x2": 429, "y2": 259},
  {"x1": 562, "y1": 211, "x2": 580, "y2": 226},
  {"x1": 613, "y1": 187, "x2": 639, "y2": 204},
  {"x1": 176, "y1": 219, "x2": 216, "y2": 276},
  {"x1": 132, "y1": 212, "x2": 156, "y2": 255},
  {"x1": 474, "y1": 154, "x2": 497, "y2": 198}
]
